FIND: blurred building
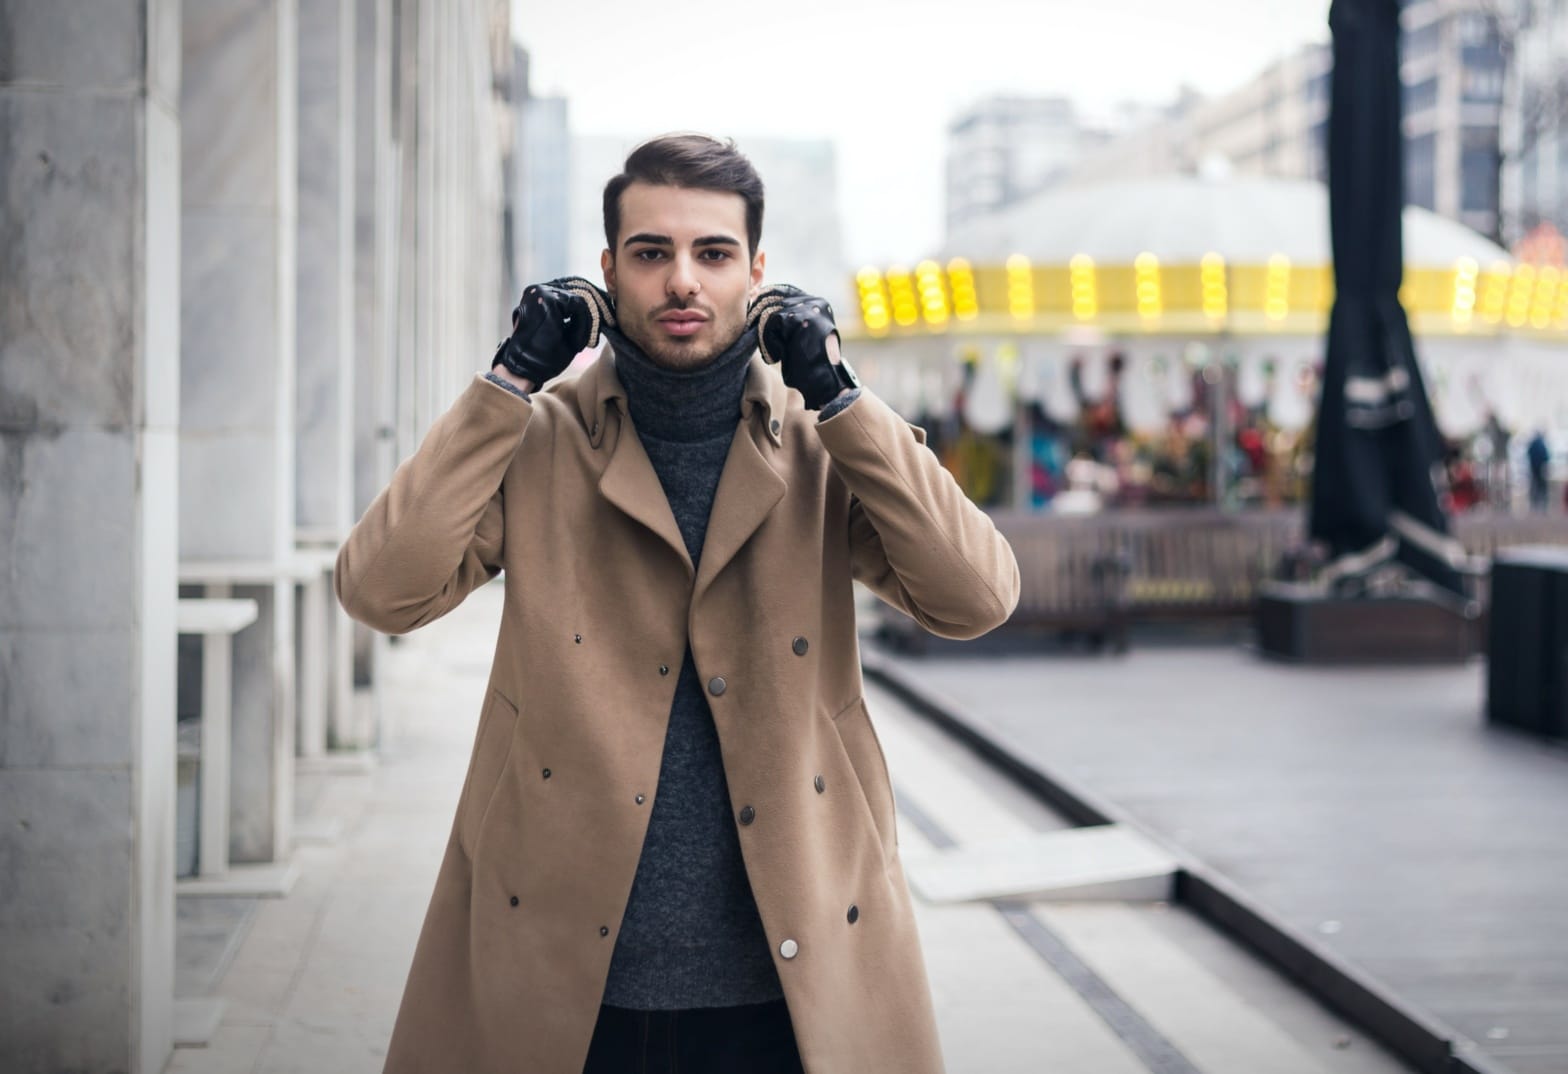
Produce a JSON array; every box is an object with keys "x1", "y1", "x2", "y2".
[
  {"x1": 1401, "y1": 0, "x2": 1507, "y2": 240},
  {"x1": 944, "y1": 96, "x2": 1102, "y2": 240},
  {"x1": 0, "y1": 2, "x2": 515, "y2": 1071},
  {"x1": 1503, "y1": 0, "x2": 1568, "y2": 245},
  {"x1": 1053, "y1": 2, "x2": 1509, "y2": 240},
  {"x1": 513, "y1": 44, "x2": 571, "y2": 288},
  {"x1": 567, "y1": 134, "x2": 850, "y2": 312},
  {"x1": 1061, "y1": 47, "x2": 1332, "y2": 191}
]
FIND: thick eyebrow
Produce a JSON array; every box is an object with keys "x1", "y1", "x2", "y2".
[
  {"x1": 622, "y1": 232, "x2": 672, "y2": 248},
  {"x1": 621, "y1": 232, "x2": 742, "y2": 250}
]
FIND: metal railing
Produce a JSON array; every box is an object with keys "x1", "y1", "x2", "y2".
[{"x1": 877, "y1": 509, "x2": 1568, "y2": 650}]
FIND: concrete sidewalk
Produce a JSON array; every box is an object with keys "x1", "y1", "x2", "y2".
[
  {"x1": 167, "y1": 583, "x2": 1416, "y2": 1073},
  {"x1": 880, "y1": 644, "x2": 1568, "y2": 1074}
]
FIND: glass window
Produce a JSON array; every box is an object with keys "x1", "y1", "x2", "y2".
[
  {"x1": 1457, "y1": 12, "x2": 1497, "y2": 46},
  {"x1": 1406, "y1": 132, "x2": 1437, "y2": 209},
  {"x1": 1307, "y1": 70, "x2": 1331, "y2": 107},
  {"x1": 1462, "y1": 65, "x2": 1504, "y2": 102},
  {"x1": 1404, "y1": 75, "x2": 1440, "y2": 113},
  {"x1": 1461, "y1": 128, "x2": 1501, "y2": 213},
  {"x1": 1404, "y1": 20, "x2": 1442, "y2": 62}
]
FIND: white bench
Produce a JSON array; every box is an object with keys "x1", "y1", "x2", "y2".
[
  {"x1": 175, "y1": 597, "x2": 257, "y2": 883},
  {"x1": 292, "y1": 543, "x2": 362, "y2": 763},
  {"x1": 176, "y1": 562, "x2": 317, "y2": 897}
]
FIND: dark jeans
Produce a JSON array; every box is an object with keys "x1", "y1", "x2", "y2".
[{"x1": 581, "y1": 998, "x2": 804, "y2": 1074}]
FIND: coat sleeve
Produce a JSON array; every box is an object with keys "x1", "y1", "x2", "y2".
[
  {"x1": 815, "y1": 390, "x2": 1020, "y2": 640},
  {"x1": 335, "y1": 372, "x2": 533, "y2": 635}
]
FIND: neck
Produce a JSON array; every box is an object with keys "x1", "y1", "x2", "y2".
[{"x1": 606, "y1": 326, "x2": 757, "y2": 444}]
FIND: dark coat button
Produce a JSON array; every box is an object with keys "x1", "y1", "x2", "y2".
[
  {"x1": 708, "y1": 676, "x2": 727, "y2": 696},
  {"x1": 814, "y1": 774, "x2": 825, "y2": 794},
  {"x1": 770, "y1": 419, "x2": 782, "y2": 435},
  {"x1": 542, "y1": 768, "x2": 551, "y2": 780},
  {"x1": 738, "y1": 805, "x2": 755, "y2": 825},
  {"x1": 599, "y1": 926, "x2": 609, "y2": 937},
  {"x1": 510, "y1": 895, "x2": 519, "y2": 907},
  {"x1": 659, "y1": 665, "x2": 670, "y2": 676},
  {"x1": 792, "y1": 636, "x2": 809, "y2": 656},
  {"x1": 574, "y1": 633, "x2": 582, "y2": 644},
  {"x1": 636, "y1": 794, "x2": 645, "y2": 805},
  {"x1": 847, "y1": 904, "x2": 859, "y2": 924}
]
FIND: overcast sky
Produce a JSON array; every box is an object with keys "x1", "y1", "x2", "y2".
[{"x1": 514, "y1": 0, "x2": 1333, "y2": 266}]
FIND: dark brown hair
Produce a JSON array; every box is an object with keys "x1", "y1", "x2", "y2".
[{"x1": 602, "y1": 133, "x2": 765, "y2": 257}]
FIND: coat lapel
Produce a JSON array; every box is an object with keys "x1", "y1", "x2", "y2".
[
  {"x1": 693, "y1": 358, "x2": 789, "y2": 604},
  {"x1": 598, "y1": 410, "x2": 694, "y2": 579},
  {"x1": 580, "y1": 353, "x2": 695, "y2": 578}
]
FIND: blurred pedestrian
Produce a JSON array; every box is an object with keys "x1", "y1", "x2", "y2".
[
  {"x1": 1527, "y1": 430, "x2": 1550, "y2": 512},
  {"x1": 337, "y1": 133, "x2": 1019, "y2": 1074}
]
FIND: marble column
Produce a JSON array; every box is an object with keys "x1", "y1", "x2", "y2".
[
  {"x1": 347, "y1": 0, "x2": 398, "y2": 746},
  {"x1": 0, "y1": 3, "x2": 182, "y2": 1072},
  {"x1": 296, "y1": 0, "x2": 357, "y2": 755},
  {"x1": 180, "y1": 0, "x2": 299, "y2": 863}
]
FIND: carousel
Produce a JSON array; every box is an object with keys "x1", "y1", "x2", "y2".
[{"x1": 842, "y1": 175, "x2": 1568, "y2": 516}]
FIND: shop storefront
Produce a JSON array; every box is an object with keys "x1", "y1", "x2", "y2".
[{"x1": 844, "y1": 176, "x2": 1568, "y2": 518}]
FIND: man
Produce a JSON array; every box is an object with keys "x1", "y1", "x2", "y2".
[{"x1": 336, "y1": 134, "x2": 1019, "y2": 1073}]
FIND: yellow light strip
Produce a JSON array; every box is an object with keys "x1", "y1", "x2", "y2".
[
  {"x1": 1069, "y1": 254, "x2": 1097, "y2": 320},
  {"x1": 1506, "y1": 263, "x2": 1536, "y2": 327},
  {"x1": 855, "y1": 266, "x2": 891, "y2": 335},
  {"x1": 915, "y1": 259, "x2": 950, "y2": 326},
  {"x1": 1530, "y1": 266, "x2": 1559, "y2": 329},
  {"x1": 1007, "y1": 254, "x2": 1035, "y2": 319},
  {"x1": 1200, "y1": 252, "x2": 1228, "y2": 321},
  {"x1": 1134, "y1": 251, "x2": 1162, "y2": 321},
  {"x1": 947, "y1": 257, "x2": 979, "y2": 320},
  {"x1": 1265, "y1": 254, "x2": 1291, "y2": 322},
  {"x1": 886, "y1": 267, "x2": 919, "y2": 327},
  {"x1": 844, "y1": 257, "x2": 1568, "y2": 337},
  {"x1": 1480, "y1": 261, "x2": 1512, "y2": 324},
  {"x1": 1451, "y1": 257, "x2": 1479, "y2": 327}
]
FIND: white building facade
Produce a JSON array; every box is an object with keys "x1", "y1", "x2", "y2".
[
  {"x1": 0, "y1": 3, "x2": 516, "y2": 1071},
  {"x1": 944, "y1": 96, "x2": 1101, "y2": 240}
]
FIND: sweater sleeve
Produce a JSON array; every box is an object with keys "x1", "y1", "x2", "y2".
[
  {"x1": 816, "y1": 388, "x2": 1019, "y2": 640},
  {"x1": 335, "y1": 372, "x2": 533, "y2": 634},
  {"x1": 816, "y1": 387, "x2": 861, "y2": 422}
]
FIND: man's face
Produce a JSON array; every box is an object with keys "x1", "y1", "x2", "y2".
[{"x1": 601, "y1": 182, "x2": 765, "y2": 370}]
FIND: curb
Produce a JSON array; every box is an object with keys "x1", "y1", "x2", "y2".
[{"x1": 861, "y1": 648, "x2": 1518, "y2": 1074}]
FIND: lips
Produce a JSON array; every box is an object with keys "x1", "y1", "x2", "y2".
[{"x1": 656, "y1": 311, "x2": 708, "y2": 338}]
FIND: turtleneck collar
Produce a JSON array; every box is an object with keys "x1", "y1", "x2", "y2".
[{"x1": 605, "y1": 325, "x2": 758, "y2": 444}]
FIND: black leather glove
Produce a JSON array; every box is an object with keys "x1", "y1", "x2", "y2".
[
  {"x1": 746, "y1": 284, "x2": 861, "y2": 410},
  {"x1": 492, "y1": 276, "x2": 615, "y2": 386}
]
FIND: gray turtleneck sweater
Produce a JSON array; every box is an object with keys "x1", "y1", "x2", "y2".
[{"x1": 486, "y1": 335, "x2": 858, "y2": 1009}]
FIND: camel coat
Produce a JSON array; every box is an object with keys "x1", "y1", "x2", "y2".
[{"x1": 335, "y1": 349, "x2": 1020, "y2": 1073}]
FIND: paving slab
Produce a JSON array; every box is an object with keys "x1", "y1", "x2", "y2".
[{"x1": 905, "y1": 825, "x2": 1178, "y2": 903}]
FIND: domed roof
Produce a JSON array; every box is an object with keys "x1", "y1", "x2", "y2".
[{"x1": 944, "y1": 176, "x2": 1509, "y2": 268}]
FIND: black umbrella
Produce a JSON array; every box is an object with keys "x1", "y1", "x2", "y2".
[{"x1": 1309, "y1": 0, "x2": 1465, "y2": 596}]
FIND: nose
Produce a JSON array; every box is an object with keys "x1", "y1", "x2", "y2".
[{"x1": 666, "y1": 253, "x2": 700, "y2": 301}]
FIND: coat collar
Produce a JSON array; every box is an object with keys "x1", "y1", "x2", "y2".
[
  {"x1": 573, "y1": 343, "x2": 790, "y2": 595},
  {"x1": 574, "y1": 343, "x2": 788, "y2": 450}
]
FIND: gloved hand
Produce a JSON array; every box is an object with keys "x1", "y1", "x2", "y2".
[
  {"x1": 746, "y1": 284, "x2": 860, "y2": 410},
  {"x1": 492, "y1": 276, "x2": 615, "y2": 386}
]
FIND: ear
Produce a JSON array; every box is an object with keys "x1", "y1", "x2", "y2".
[
  {"x1": 748, "y1": 249, "x2": 766, "y2": 299},
  {"x1": 600, "y1": 249, "x2": 616, "y2": 296}
]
